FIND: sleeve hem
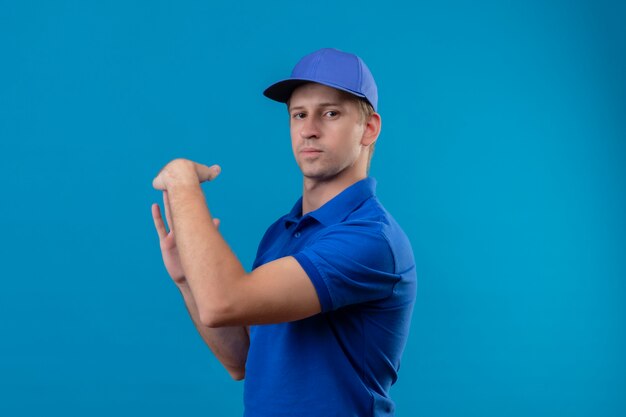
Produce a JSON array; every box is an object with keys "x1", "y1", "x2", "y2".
[{"x1": 293, "y1": 252, "x2": 333, "y2": 312}]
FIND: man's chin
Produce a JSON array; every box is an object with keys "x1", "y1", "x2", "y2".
[{"x1": 301, "y1": 168, "x2": 340, "y2": 183}]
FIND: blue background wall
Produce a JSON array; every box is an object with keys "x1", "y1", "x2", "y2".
[{"x1": 1, "y1": 1, "x2": 624, "y2": 416}]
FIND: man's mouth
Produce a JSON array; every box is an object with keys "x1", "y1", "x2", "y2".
[{"x1": 300, "y1": 147, "x2": 323, "y2": 155}]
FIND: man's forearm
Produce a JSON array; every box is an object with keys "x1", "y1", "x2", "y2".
[
  {"x1": 177, "y1": 282, "x2": 249, "y2": 380},
  {"x1": 166, "y1": 181, "x2": 248, "y2": 326}
]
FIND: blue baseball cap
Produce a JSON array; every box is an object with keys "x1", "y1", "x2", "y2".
[{"x1": 263, "y1": 48, "x2": 378, "y2": 112}]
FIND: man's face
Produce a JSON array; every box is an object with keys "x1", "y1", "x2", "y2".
[{"x1": 288, "y1": 83, "x2": 367, "y2": 181}]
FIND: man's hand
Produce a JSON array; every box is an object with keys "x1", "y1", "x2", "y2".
[
  {"x1": 152, "y1": 190, "x2": 221, "y2": 285},
  {"x1": 151, "y1": 158, "x2": 221, "y2": 285},
  {"x1": 150, "y1": 156, "x2": 320, "y2": 327},
  {"x1": 152, "y1": 158, "x2": 221, "y2": 191}
]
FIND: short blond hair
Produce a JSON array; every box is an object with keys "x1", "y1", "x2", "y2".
[{"x1": 352, "y1": 97, "x2": 376, "y2": 174}]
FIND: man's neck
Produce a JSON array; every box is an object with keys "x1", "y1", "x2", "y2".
[{"x1": 301, "y1": 171, "x2": 367, "y2": 215}]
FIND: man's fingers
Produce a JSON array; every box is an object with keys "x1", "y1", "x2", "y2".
[
  {"x1": 196, "y1": 164, "x2": 221, "y2": 183},
  {"x1": 152, "y1": 160, "x2": 220, "y2": 188},
  {"x1": 151, "y1": 203, "x2": 167, "y2": 239}
]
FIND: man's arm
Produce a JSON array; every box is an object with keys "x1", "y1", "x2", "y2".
[
  {"x1": 176, "y1": 281, "x2": 249, "y2": 380},
  {"x1": 151, "y1": 196, "x2": 250, "y2": 379},
  {"x1": 153, "y1": 160, "x2": 321, "y2": 327}
]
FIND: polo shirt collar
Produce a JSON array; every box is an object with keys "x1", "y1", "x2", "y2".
[{"x1": 284, "y1": 177, "x2": 377, "y2": 228}]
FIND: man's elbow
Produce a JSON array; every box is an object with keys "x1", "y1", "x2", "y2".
[
  {"x1": 228, "y1": 368, "x2": 246, "y2": 381},
  {"x1": 199, "y1": 308, "x2": 225, "y2": 328},
  {"x1": 195, "y1": 276, "x2": 247, "y2": 328},
  {"x1": 198, "y1": 302, "x2": 238, "y2": 328}
]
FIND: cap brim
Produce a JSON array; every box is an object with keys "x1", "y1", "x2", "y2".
[{"x1": 263, "y1": 78, "x2": 367, "y2": 104}]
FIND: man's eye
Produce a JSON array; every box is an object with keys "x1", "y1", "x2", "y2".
[
  {"x1": 325, "y1": 111, "x2": 338, "y2": 117},
  {"x1": 293, "y1": 113, "x2": 305, "y2": 119}
]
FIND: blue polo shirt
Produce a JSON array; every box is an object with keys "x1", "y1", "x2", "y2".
[{"x1": 244, "y1": 177, "x2": 417, "y2": 417}]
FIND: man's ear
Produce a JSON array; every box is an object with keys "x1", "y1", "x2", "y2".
[{"x1": 361, "y1": 113, "x2": 381, "y2": 147}]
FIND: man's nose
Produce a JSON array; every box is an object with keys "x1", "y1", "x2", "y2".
[{"x1": 300, "y1": 116, "x2": 320, "y2": 139}]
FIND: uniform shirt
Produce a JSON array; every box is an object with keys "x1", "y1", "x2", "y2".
[{"x1": 244, "y1": 177, "x2": 417, "y2": 417}]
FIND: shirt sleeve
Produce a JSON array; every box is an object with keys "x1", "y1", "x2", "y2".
[{"x1": 292, "y1": 220, "x2": 400, "y2": 312}]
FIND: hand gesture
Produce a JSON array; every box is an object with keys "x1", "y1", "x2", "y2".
[
  {"x1": 151, "y1": 190, "x2": 220, "y2": 285},
  {"x1": 152, "y1": 158, "x2": 221, "y2": 191}
]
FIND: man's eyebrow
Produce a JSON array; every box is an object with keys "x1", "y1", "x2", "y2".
[{"x1": 288, "y1": 102, "x2": 345, "y2": 111}]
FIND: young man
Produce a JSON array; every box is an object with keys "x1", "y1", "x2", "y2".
[{"x1": 151, "y1": 48, "x2": 417, "y2": 416}]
